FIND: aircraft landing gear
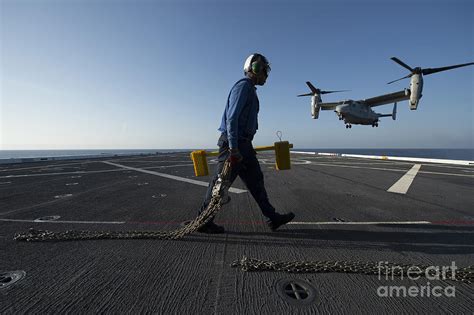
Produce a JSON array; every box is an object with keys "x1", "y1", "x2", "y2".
[
  {"x1": 371, "y1": 123, "x2": 379, "y2": 127},
  {"x1": 345, "y1": 124, "x2": 352, "y2": 129}
]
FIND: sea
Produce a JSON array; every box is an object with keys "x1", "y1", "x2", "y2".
[{"x1": 0, "y1": 149, "x2": 472, "y2": 161}]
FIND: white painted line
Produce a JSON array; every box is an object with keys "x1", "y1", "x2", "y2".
[
  {"x1": 116, "y1": 160, "x2": 191, "y2": 163},
  {"x1": 304, "y1": 162, "x2": 407, "y2": 173},
  {"x1": 299, "y1": 161, "x2": 473, "y2": 178},
  {"x1": 0, "y1": 218, "x2": 432, "y2": 226},
  {"x1": 387, "y1": 164, "x2": 421, "y2": 194},
  {"x1": 103, "y1": 161, "x2": 247, "y2": 194},
  {"x1": 288, "y1": 221, "x2": 431, "y2": 225},
  {"x1": 0, "y1": 161, "x2": 95, "y2": 172},
  {"x1": 0, "y1": 218, "x2": 125, "y2": 224},
  {"x1": 54, "y1": 194, "x2": 73, "y2": 199},
  {"x1": 341, "y1": 153, "x2": 474, "y2": 166},
  {"x1": 291, "y1": 151, "x2": 473, "y2": 166},
  {"x1": 0, "y1": 169, "x2": 121, "y2": 179},
  {"x1": 144, "y1": 164, "x2": 194, "y2": 169},
  {"x1": 418, "y1": 170, "x2": 473, "y2": 177}
]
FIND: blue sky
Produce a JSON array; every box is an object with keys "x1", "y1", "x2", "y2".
[{"x1": 1, "y1": 0, "x2": 473, "y2": 149}]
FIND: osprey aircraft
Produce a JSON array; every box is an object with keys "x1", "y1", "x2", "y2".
[{"x1": 298, "y1": 57, "x2": 474, "y2": 128}]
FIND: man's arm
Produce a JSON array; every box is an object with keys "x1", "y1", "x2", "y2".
[{"x1": 226, "y1": 80, "x2": 250, "y2": 149}]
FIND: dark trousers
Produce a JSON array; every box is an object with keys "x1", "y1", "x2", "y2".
[{"x1": 199, "y1": 133, "x2": 278, "y2": 223}]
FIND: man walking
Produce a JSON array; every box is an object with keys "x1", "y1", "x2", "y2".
[{"x1": 197, "y1": 53, "x2": 295, "y2": 234}]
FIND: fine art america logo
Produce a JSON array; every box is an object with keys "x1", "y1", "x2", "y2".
[{"x1": 376, "y1": 261, "x2": 457, "y2": 298}]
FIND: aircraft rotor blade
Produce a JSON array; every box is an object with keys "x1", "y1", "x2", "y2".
[
  {"x1": 390, "y1": 57, "x2": 414, "y2": 72},
  {"x1": 320, "y1": 90, "x2": 350, "y2": 94},
  {"x1": 387, "y1": 73, "x2": 413, "y2": 84},
  {"x1": 305, "y1": 81, "x2": 319, "y2": 94},
  {"x1": 297, "y1": 93, "x2": 314, "y2": 97},
  {"x1": 422, "y1": 62, "x2": 474, "y2": 75}
]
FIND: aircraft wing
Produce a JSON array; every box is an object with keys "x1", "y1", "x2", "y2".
[
  {"x1": 363, "y1": 90, "x2": 410, "y2": 107},
  {"x1": 319, "y1": 101, "x2": 347, "y2": 110}
]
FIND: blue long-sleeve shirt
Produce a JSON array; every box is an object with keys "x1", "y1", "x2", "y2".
[{"x1": 218, "y1": 78, "x2": 259, "y2": 149}]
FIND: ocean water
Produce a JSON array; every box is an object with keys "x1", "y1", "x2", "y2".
[{"x1": 0, "y1": 148, "x2": 472, "y2": 161}]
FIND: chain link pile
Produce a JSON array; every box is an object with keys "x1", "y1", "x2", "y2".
[
  {"x1": 13, "y1": 162, "x2": 233, "y2": 242},
  {"x1": 13, "y1": 197, "x2": 221, "y2": 242},
  {"x1": 231, "y1": 256, "x2": 473, "y2": 283}
]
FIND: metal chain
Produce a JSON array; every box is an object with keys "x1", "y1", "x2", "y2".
[
  {"x1": 13, "y1": 161, "x2": 474, "y2": 284},
  {"x1": 13, "y1": 161, "x2": 233, "y2": 242},
  {"x1": 231, "y1": 256, "x2": 474, "y2": 284}
]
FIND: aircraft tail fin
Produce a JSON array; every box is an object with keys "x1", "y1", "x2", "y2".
[{"x1": 378, "y1": 102, "x2": 397, "y2": 120}]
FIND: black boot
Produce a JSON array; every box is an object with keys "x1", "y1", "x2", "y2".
[
  {"x1": 268, "y1": 212, "x2": 295, "y2": 231},
  {"x1": 197, "y1": 221, "x2": 225, "y2": 234}
]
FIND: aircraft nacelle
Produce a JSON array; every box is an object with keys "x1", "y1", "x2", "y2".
[
  {"x1": 409, "y1": 74, "x2": 423, "y2": 110},
  {"x1": 311, "y1": 94, "x2": 322, "y2": 119}
]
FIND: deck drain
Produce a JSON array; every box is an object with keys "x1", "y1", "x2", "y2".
[
  {"x1": 0, "y1": 271, "x2": 26, "y2": 289},
  {"x1": 70, "y1": 175, "x2": 82, "y2": 178},
  {"x1": 137, "y1": 182, "x2": 149, "y2": 186},
  {"x1": 333, "y1": 217, "x2": 345, "y2": 222},
  {"x1": 54, "y1": 194, "x2": 73, "y2": 199},
  {"x1": 0, "y1": 182, "x2": 12, "y2": 185},
  {"x1": 221, "y1": 195, "x2": 231, "y2": 205},
  {"x1": 128, "y1": 175, "x2": 138, "y2": 178},
  {"x1": 65, "y1": 183, "x2": 79, "y2": 186},
  {"x1": 276, "y1": 279, "x2": 316, "y2": 306},
  {"x1": 34, "y1": 215, "x2": 61, "y2": 222}
]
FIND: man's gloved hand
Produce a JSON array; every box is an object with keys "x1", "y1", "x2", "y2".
[{"x1": 228, "y1": 148, "x2": 243, "y2": 166}]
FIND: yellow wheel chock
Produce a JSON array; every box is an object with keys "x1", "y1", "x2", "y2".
[{"x1": 190, "y1": 141, "x2": 293, "y2": 177}]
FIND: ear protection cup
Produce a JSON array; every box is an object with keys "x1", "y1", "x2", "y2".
[
  {"x1": 251, "y1": 61, "x2": 262, "y2": 74},
  {"x1": 243, "y1": 53, "x2": 270, "y2": 76}
]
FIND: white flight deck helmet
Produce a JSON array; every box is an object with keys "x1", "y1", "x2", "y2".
[{"x1": 243, "y1": 53, "x2": 271, "y2": 76}]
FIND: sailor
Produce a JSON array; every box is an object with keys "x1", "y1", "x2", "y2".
[{"x1": 197, "y1": 53, "x2": 295, "y2": 234}]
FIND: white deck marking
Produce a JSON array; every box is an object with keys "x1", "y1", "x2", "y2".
[
  {"x1": 1, "y1": 218, "x2": 432, "y2": 226},
  {"x1": 304, "y1": 162, "x2": 407, "y2": 173},
  {"x1": 103, "y1": 161, "x2": 247, "y2": 194},
  {"x1": 289, "y1": 221, "x2": 430, "y2": 225},
  {"x1": 387, "y1": 164, "x2": 421, "y2": 194},
  {"x1": 0, "y1": 161, "x2": 101, "y2": 172},
  {"x1": 115, "y1": 160, "x2": 191, "y2": 163},
  {"x1": 303, "y1": 161, "x2": 473, "y2": 178},
  {"x1": 0, "y1": 169, "x2": 121, "y2": 179},
  {"x1": 0, "y1": 218, "x2": 125, "y2": 224},
  {"x1": 144, "y1": 164, "x2": 194, "y2": 169}
]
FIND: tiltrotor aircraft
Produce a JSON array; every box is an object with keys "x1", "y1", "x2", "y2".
[{"x1": 298, "y1": 57, "x2": 474, "y2": 128}]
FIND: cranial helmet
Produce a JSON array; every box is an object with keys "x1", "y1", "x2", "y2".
[{"x1": 243, "y1": 53, "x2": 271, "y2": 76}]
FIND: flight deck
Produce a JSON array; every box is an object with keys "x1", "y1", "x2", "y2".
[{"x1": 1, "y1": 152, "x2": 473, "y2": 313}]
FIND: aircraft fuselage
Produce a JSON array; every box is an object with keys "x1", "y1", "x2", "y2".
[{"x1": 336, "y1": 102, "x2": 379, "y2": 125}]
